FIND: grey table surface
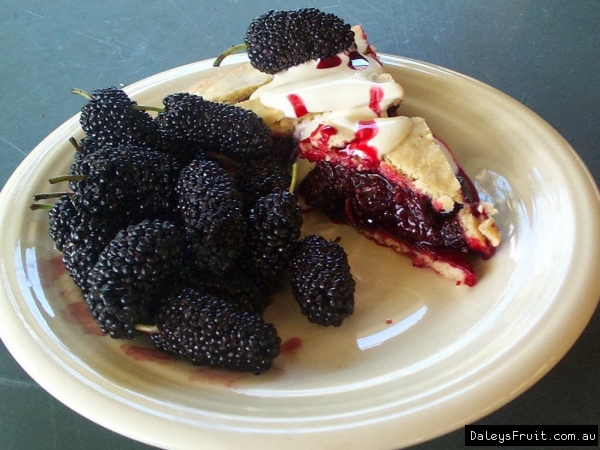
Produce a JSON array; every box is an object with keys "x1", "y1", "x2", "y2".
[{"x1": 1, "y1": 1, "x2": 598, "y2": 449}]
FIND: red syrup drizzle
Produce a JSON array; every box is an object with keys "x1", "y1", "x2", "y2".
[
  {"x1": 300, "y1": 122, "x2": 382, "y2": 169},
  {"x1": 368, "y1": 86, "x2": 384, "y2": 116},
  {"x1": 317, "y1": 54, "x2": 342, "y2": 69},
  {"x1": 314, "y1": 124, "x2": 337, "y2": 149},
  {"x1": 287, "y1": 93, "x2": 308, "y2": 117},
  {"x1": 343, "y1": 120, "x2": 380, "y2": 164}
]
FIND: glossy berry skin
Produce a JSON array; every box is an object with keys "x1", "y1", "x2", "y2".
[
  {"x1": 151, "y1": 287, "x2": 281, "y2": 374},
  {"x1": 234, "y1": 158, "x2": 293, "y2": 209},
  {"x1": 176, "y1": 158, "x2": 246, "y2": 273},
  {"x1": 78, "y1": 87, "x2": 157, "y2": 147},
  {"x1": 245, "y1": 8, "x2": 355, "y2": 74},
  {"x1": 246, "y1": 190, "x2": 302, "y2": 282},
  {"x1": 48, "y1": 194, "x2": 77, "y2": 253},
  {"x1": 291, "y1": 234, "x2": 356, "y2": 327},
  {"x1": 156, "y1": 93, "x2": 272, "y2": 160},
  {"x1": 85, "y1": 219, "x2": 182, "y2": 339},
  {"x1": 48, "y1": 194, "x2": 126, "y2": 293},
  {"x1": 69, "y1": 144, "x2": 180, "y2": 222}
]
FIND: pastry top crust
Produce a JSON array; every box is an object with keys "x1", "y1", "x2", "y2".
[
  {"x1": 383, "y1": 117, "x2": 463, "y2": 211},
  {"x1": 187, "y1": 62, "x2": 272, "y2": 104}
]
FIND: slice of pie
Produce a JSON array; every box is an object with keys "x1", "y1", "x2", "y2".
[{"x1": 189, "y1": 25, "x2": 501, "y2": 286}]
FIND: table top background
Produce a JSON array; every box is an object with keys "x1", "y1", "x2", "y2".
[{"x1": 1, "y1": 1, "x2": 598, "y2": 449}]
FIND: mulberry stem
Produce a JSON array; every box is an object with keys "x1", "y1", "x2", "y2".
[
  {"x1": 135, "y1": 324, "x2": 160, "y2": 334},
  {"x1": 289, "y1": 163, "x2": 299, "y2": 194},
  {"x1": 213, "y1": 43, "x2": 247, "y2": 67},
  {"x1": 69, "y1": 137, "x2": 82, "y2": 152},
  {"x1": 49, "y1": 174, "x2": 86, "y2": 184},
  {"x1": 33, "y1": 192, "x2": 71, "y2": 201},
  {"x1": 71, "y1": 88, "x2": 92, "y2": 100},
  {"x1": 29, "y1": 203, "x2": 52, "y2": 211},
  {"x1": 132, "y1": 104, "x2": 165, "y2": 113}
]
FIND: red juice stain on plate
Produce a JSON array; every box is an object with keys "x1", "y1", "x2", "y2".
[
  {"x1": 36, "y1": 254, "x2": 67, "y2": 288},
  {"x1": 317, "y1": 54, "x2": 342, "y2": 69},
  {"x1": 189, "y1": 367, "x2": 243, "y2": 387},
  {"x1": 287, "y1": 94, "x2": 308, "y2": 117},
  {"x1": 120, "y1": 344, "x2": 178, "y2": 364},
  {"x1": 60, "y1": 301, "x2": 105, "y2": 336},
  {"x1": 281, "y1": 337, "x2": 303, "y2": 355}
]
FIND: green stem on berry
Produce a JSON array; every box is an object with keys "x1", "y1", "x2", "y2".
[
  {"x1": 69, "y1": 137, "x2": 82, "y2": 152},
  {"x1": 213, "y1": 43, "x2": 248, "y2": 67},
  {"x1": 135, "y1": 324, "x2": 160, "y2": 334},
  {"x1": 289, "y1": 163, "x2": 299, "y2": 194},
  {"x1": 33, "y1": 192, "x2": 71, "y2": 201},
  {"x1": 71, "y1": 87, "x2": 92, "y2": 100},
  {"x1": 29, "y1": 203, "x2": 52, "y2": 211},
  {"x1": 48, "y1": 174, "x2": 86, "y2": 184},
  {"x1": 132, "y1": 104, "x2": 165, "y2": 113}
]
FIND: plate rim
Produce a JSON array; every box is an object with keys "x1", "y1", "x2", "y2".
[{"x1": 1, "y1": 53, "x2": 599, "y2": 450}]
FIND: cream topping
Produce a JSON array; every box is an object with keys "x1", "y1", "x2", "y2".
[
  {"x1": 296, "y1": 113, "x2": 413, "y2": 159},
  {"x1": 250, "y1": 52, "x2": 404, "y2": 119}
]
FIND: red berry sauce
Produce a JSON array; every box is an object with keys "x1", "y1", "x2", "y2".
[
  {"x1": 287, "y1": 93, "x2": 308, "y2": 117},
  {"x1": 317, "y1": 55, "x2": 343, "y2": 69}
]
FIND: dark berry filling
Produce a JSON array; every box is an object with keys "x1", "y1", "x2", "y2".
[{"x1": 299, "y1": 161, "x2": 472, "y2": 253}]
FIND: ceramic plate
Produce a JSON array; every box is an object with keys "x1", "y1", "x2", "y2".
[{"x1": 1, "y1": 54, "x2": 599, "y2": 450}]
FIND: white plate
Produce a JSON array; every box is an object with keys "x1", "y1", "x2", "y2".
[{"x1": 1, "y1": 54, "x2": 599, "y2": 450}]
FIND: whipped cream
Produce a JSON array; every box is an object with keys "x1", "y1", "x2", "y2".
[
  {"x1": 250, "y1": 51, "x2": 404, "y2": 119},
  {"x1": 296, "y1": 113, "x2": 413, "y2": 160}
]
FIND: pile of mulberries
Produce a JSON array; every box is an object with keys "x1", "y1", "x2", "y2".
[{"x1": 35, "y1": 8, "x2": 358, "y2": 375}]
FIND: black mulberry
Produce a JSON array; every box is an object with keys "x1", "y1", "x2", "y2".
[
  {"x1": 291, "y1": 234, "x2": 355, "y2": 327},
  {"x1": 235, "y1": 158, "x2": 293, "y2": 209},
  {"x1": 245, "y1": 8, "x2": 355, "y2": 74},
  {"x1": 77, "y1": 87, "x2": 157, "y2": 147},
  {"x1": 69, "y1": 144, "x2": 181, "y2": 222},
  {"x1": 49, "y1": 194, "x2": 126, "y2": 293},
  {"x1": 176, "y1": 158, "x2": 245, "y2": 273},
  {"x1": 151, "y1": 287, "x2": 280, "y2": 374},
  {"x1": 85, "y1": 219, "x2": 183, "y2": 339},
  {"x1": 48, "y1": 194, "x2": 77, "y2": 253},
  {"x1": 156, "y1": 93, "x2": 272, "y2": 160},
  {"x1": 246, "y1": 190, "x2": 302, "y2": 281},
  {"x1": 187, "y1": 259, "x2": 277, "y2": 315}
]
